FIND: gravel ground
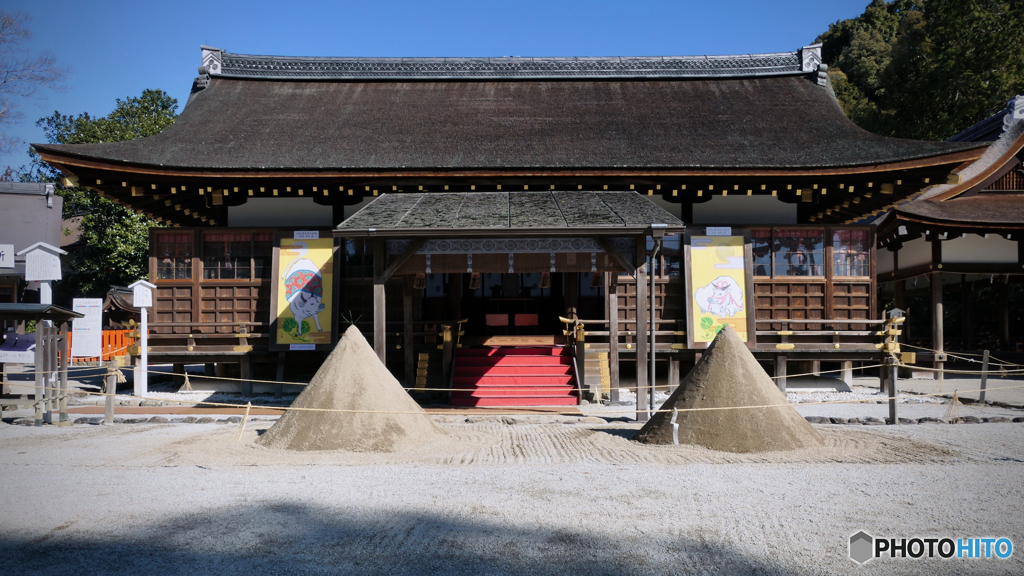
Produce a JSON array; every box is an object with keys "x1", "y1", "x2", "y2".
[{"x1": 1, "y1": 418, "x2": 1022, "y2": 575}]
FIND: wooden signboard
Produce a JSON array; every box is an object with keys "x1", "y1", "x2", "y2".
[
  {"x1": 269, "y1": 230, "x2": 340, "y2": 352},
  {"x1": 683, "y1": 228, "x2": 757, "y2": 349}
]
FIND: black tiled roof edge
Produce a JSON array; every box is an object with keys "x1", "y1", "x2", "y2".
[{"x1": 207, "y1": 50, "x2": 804, "y2": 80}]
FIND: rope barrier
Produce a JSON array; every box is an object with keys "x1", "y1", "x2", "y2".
[
  {"x1": 900, "y1": 343, "x2": 1024, "y2": 368},
  {"x1": 14, "y1": 378, "x2": 1024, "y2": 419}
]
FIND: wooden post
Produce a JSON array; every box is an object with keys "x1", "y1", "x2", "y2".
[
  {"x1": 275, "y1": 351, "x2": 286, "y2": 398},
  {"x1": 886, "y1": 308, "x2": 903, "y2": 425},
  {"x1": 635, "y1": 239, "x2": 649, "y2": 422},
  {"x1": 668, "y1": 354, "x2": 680, "y2": 393},
  {"x1": 404, "y1": 277, "x2": 416, "y2": 388},
  {"x1": 775, "y1": 355, "x2": 787, "y2": 393},
  {"x1": 931, "y1": 272, "x2": 944, "y2": 386},
  {"x1": 441, "y1": 324, "x2": 453, "y2": 390},
  {"x1": 575, "y1": 323, "x2": 589, "y2": 401},
  {"x1": 887, "y1": 357, "x2": 898, "y2": 425},
  {"x1": 34, "y1": 324, "x2": 43, "y2": 426},
  {"x1": 58, "y1": 323, "x2": 69, "y2": 425},
  {"x1": 607, "y1": 274, "x2": 620, "y2": 402},
  {"x1": 960, "y1": 275, "x2": 971, "y2": 349},
  {"x1": 564, "y1": 272, "x2": 578, "y2": 320},
  {"x1": 373, "y1": 238, "x2": 386, "y2": 364},
  {"x1": 240, "y1": 356, "x2": 252, "y2": 397},
  {"x1": 104, "y1": 360, "x2": 116, "y2": 425},
  {"x1": 998, "y1": 281, "x2": 1010, "y2": 350},
  {"x1": 840, "y1": 360, "x2": 853, "y2": 386},
  {"x1": 979, "y1": 349, "x2": 989, "y2": 404}
]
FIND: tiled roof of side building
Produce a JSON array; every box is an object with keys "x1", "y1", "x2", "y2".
[{"x1": 32, "y1": 46, "x2": 985, "y2": 172}]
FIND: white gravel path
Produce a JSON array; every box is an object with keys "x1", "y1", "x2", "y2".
[{"x1": 1, "y1": 419, "x2": 1022, "y2": 575}]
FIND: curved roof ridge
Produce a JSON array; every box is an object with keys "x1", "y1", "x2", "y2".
[{"x1": 199, "y1": 45, "x2": 823, "y2": 81}]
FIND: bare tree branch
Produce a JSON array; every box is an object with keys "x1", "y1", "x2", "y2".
[{"x1": 0, "y1": 10, "x2": 71, "y2": 154}]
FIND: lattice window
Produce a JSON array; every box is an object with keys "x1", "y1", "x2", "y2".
[
  {"x1": 832, "y1": 229, "x2": 870, "y2": 277},
  {"x1": 154, "y1": 232, "x2": 193, "y2": 280}
]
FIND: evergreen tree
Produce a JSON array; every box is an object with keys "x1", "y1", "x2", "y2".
[{"x1": 31, "y1": 89, "x2": 177, "y2": 303}]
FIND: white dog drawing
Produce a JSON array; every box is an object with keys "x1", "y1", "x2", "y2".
[{"x1": 695, "y1": 276, "x2": 744, "y2": 318}]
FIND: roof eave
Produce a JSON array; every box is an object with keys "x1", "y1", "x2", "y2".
[{"x1": 333, "y1": 225, "x2": 685, "y2": 239}]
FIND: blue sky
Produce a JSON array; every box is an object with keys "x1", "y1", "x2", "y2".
[{"x1": 1, "y1": 0, "x2": 872, "y2": 171}]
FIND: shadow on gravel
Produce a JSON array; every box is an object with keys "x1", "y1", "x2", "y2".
[
  {"x1": 0, "y1": 502, "x2": 811, "y2": 576},
  {"x1": 592, "y1": 427, "x2": 637, "y2": 441}
]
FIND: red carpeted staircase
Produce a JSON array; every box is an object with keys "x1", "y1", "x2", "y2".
[{"x1": 450, "y1": 347, "x2": 579, "y2": 407}]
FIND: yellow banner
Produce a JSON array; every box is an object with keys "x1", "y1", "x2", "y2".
[
  {"x1": 691, "y1": 236, "x2": 748, "y2": 342},
  {"x1": 276, "y1": 237, "x2": 334, "y2": 345}
]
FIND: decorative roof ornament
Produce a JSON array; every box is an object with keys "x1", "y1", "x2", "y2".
[
  {"x1": 201, "y1": 46, "x2": 223, "y2": 74},
  {"x1": 800, "y1": 43, "x2": 823, "y2": 73},
  {"x1": 1003, "y1": 94, "x2": 1024, "y2": 132}
]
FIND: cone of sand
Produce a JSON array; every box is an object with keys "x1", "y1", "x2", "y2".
[
  {"x1": 258, "y1": 325, "x2": 448, "y2": 452},
  {"x1": 635, "y1": 325, "x2": 823, "y2": 452}
]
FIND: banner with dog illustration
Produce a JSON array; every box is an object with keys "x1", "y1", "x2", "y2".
[
  {"x1": 685, "y1": 232, "x2": 754, "y2": 344},
  {"x1": 270, "y1": 231, "x2": 338, "y2": 351}
]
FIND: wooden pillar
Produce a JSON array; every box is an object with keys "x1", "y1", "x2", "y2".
[
  {"x1": 564, "y1": 272, "x2": 578, "y2": 319},
  {"x1": 931, "y1": 272, "x2": 944, "y2": 382},
  {"x1": 961, "y1": 275, "x2": 972, "y2": 350},
  {"x1": 240, "y1": 356, "x2": 252, "y2": 397},
  {"x1": 373, "y1": 238, "x2": 386, "y2": 364},
  {"x1": 275, "y1": 351, "x2": 286, "y2": 398},
  {"x1": 775, "y1": 355, "x2": 787, "y2": 393},
  {"x1": 998, "y1": 280, "x2": 1010, "y2": 349},
  {"x1": 607, "y1": 273, "x2": 620, "y2": 402},
  {"x1": 34, "y1": 323, "x2": 43, "y2": 426},
  {"x1": 635, "y1": 238, "x2": 649, "y2": 422},
  {"x1": 668, "y1": 354, "x2": 680, "y2": 392},
  {"x1": 448, "y1": 273, "x2": 462, "y2": 322},
  {"x1": 404, "y1": 277, "x2": 416, "y2": 388},
  {"x1": 894, "y1": 279, "x2": 906, "y2": 341},
  {"x1": 840, "y1": 360, "x2": 853, "y2": 386},
  {"x1": 58, "y1": 323, "x2": 68, "y2": 424}
]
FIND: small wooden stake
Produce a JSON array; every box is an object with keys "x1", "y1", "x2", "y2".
[
  {"x1": 979, "y1": 350, "x2": 989, "y2": 404},
  {"x1": 237, "y1": 402, "x2": 252, "y2": 442}
]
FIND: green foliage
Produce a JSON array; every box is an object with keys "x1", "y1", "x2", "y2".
[
  {"x1": 301, "y1": 320, "x2": 311, "y2": 335},
  {"x1": 29, "y1": 89, "x2": 178, "y2": 303},
  {"x1": 282, "y1": 317, "x2": 297, "y2": 333},
  {"x1": 816, "y1": 0, "x2": 1024, "y2": 139},
  {"x1": 700, "y1": 317, "x2": 713, "y2": 330}
]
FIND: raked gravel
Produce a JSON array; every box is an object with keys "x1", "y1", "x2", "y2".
[{"x1": 1, "y1": 418, "x2": 1022, "y2": 575}]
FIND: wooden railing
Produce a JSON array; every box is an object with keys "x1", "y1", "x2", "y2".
[{"x1": 66, "y1": 329, "x2": 130, "y2": 363}]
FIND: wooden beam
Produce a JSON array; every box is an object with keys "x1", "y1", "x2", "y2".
[
  {"x1": 382, "y1": 239, "x2": 425, "y2": 281},
  {"x1": 594, "y1": 237, "x2": 637, "y2": 278}
]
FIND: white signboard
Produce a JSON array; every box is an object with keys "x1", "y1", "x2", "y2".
[
  {"x1": 132, "y1": 284, "x2": 153, "y2": 308},
  {"x1": 0, "y1": 244, "x2": 13, "y2": 269},
  {"x1": 71, "y1": 298, "x2": 104, "y2": 358},
  {"x1": 25, "y1": 249, "x2": 61, "y2": 281},
  {"x1": 294, "y1": 231, "x2": 319, "y2": 240},
  {"x1": 706, "y1": 227, "x2": 733, "y2": 236},
  {"x1": 290, "y1": 344, "x2": 316, "y2": 351}
]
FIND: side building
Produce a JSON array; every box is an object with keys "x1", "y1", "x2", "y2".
[{"x1": 876, "y1": 95, "x2": 1024, "y2": 368}]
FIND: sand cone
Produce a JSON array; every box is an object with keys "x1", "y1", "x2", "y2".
[
  {"x1": 258, "y1": 325, "x2": 448, "y2": 452},
  {"x1": 635, "y1": 325, "x2": 823, "y2": 453}
]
